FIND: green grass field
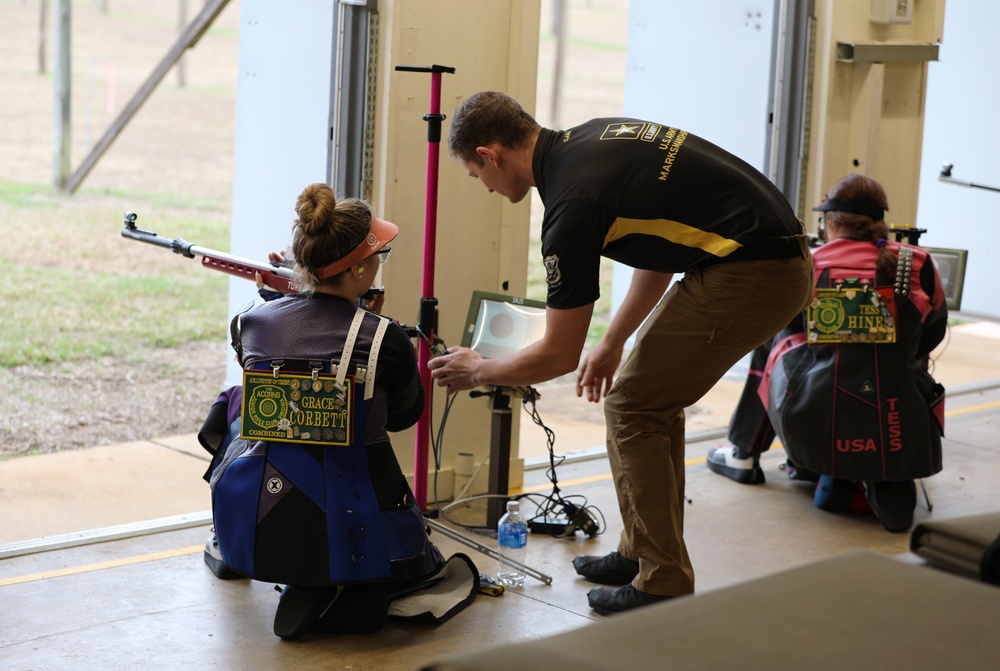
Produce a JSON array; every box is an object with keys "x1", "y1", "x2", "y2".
[{"x1": 0, "y1": 181, "x2": 231, "y2": 366}]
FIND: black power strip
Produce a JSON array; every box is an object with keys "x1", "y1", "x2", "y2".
[{"x1": 528, "y1": 517, "x2": 570, "y2": 536}]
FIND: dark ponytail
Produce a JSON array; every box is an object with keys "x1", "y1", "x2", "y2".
[{"x1": 822, "y1": 173, "x2": 897, "y2": 277}]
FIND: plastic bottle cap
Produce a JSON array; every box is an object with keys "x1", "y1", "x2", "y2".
[{"x1": 507, "y1": 500, "x2": 519, "y2": 513}]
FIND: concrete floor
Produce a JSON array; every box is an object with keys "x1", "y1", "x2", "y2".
[{"x1": 2, "y1": 323, "x2": 1000, "y2": 670}]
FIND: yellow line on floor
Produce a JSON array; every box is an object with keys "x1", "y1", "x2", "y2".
[
  {"x1": 517, "y1": 473, "x2": 613, "y2": 494},
  {"x1": 7, "y1": 400, "x2": 996, "y2": 585},
  {"x1": 516, "y1": 399, "x2": 1000, "y2": 495},
  {"x1": 0, "y1": 545, "x2": 203, "y2": 587},
  {"x1": 946, "y1": 399, "x2": 1000, "y2": 416},
  {"x1": 518, "y1": 458, "x2": 706, "y2": 494}
]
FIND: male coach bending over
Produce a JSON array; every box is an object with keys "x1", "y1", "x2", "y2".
[{"x1": 429, "y1": 91, "x2": 813, "y2": 614}]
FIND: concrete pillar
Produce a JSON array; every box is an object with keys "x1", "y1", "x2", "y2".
[
  {"x1": 372, "y1": 0, "x2": 541, "y2": 491},
  {"x1": 227, "y1": 0, "x2": 540, "y2": 490},
  {"x1": 805, "y1": 0, "x2": 945, "y2": 231}
]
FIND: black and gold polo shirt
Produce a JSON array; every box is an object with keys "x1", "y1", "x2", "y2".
[{"x1": 532, "y1": 119, "x2": 801, "y2": 309}]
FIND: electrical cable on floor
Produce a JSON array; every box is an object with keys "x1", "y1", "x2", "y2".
[
  {"x1": 417, "y1": 330, "x2": 507, "y2": 535},
  {"x1": 434, "y1": 382, "x2": 606, "y2": 537},
  {"x1": 431, "y1": 392, "x2": 477, "y2": 531},
  {"x1": 519, "y1": 387, "x2": 604, "y2": 538},
  {"x1": 416, "y1": 321, "x2": 604, "y2": 539}
]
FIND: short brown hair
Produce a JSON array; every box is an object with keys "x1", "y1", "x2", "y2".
[{"x1": 448, "y1": 91, "x2": 540, "y2": 164}]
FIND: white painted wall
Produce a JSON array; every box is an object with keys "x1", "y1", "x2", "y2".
[
  {"x1": 914, "y1": 1, "x2": 999, "y2": 320},
  {"x1": 623, "y1": 0, "x2": 775, "y2": 165},
  {"x1": 615, "y1": 0, "x2": 775, "y2": 361},
  {"x1": 616, "y1": 0, "x2": 1000, "y2": 337},
  {"x1": 226, "y1": 0, "x2": 542, "y2": 486},
  {"x1": 225, "y1": 0, "x2": 337, "y2": 386}
]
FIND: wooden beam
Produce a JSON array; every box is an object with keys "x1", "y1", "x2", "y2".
[
  {"x1": 61, "y1": 0, "x2": 231, "y2": 194},
  {"x1": 53, "y1": 0, "x2": 70, "y2": 188},
  {"x1": 177, "y1": 0, "x2": 188, "y2": 88},
  {"x1": 38, "y1": 0, "x2": 48, "y2": 74}
]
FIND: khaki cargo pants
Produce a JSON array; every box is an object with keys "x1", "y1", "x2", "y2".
[{"x1": 604, "y1": 250, "x2": 813, "y2": 596}]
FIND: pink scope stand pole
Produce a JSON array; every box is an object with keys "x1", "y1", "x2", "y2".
[{"x1": 394, "y1": 64, "x2": 455, "y2": 510}]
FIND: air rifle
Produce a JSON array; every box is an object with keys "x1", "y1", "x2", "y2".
[{"x1": 120, "y1": 211, "x2": 296, "y2": 293}]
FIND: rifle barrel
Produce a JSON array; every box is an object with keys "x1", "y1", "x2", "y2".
[
  {"x1": 121, "y1": 220, "x2": 295, "y2": 293},
  {"x1": 120, "y1": 224, "x2": 176, "y2": 250}
]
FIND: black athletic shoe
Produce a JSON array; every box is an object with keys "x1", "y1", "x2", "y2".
[
  {"x1": 316, "y1": 584, "x2": 388, "y2": 634},
  {"x1": 587, "y1": 584, "x2": 673, "y2": 616},
  {"x1": 203, "y1": 531, "x2": 246, "y2": 580},
  {"x1": 706, "y1": 446, "x2": 765, "y2": 484},
  {"x1": 273, "y1": 585, "x2": 342, "y2": 640},
  {"x1": 864, "y1": 480, "x2": 917, "y2": 533},
  {"x1": 572, "y1": 551, "x2": 640, "y2": 585}
]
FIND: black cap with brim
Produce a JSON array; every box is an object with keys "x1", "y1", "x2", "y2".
[{"x1": 813, "y1": 197, "x2": 885, "y2": 221}]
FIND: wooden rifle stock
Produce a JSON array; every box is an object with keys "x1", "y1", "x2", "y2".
[{"x1": 120, "y1": 211, "x2": 296, "y2": 293}]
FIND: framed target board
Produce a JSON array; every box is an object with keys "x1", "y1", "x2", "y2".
[
  {"x1": 460, "y1": 291, "x2": 547, "y2": 359},
  {"x1": 924, "y1": 247, "x2": 969, "y2": 311}
]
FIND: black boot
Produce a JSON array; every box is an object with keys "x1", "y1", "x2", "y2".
[
  {"x1": 864, "y1": 480, "x2": 917, "y2": 533},
  {"x1": 572, "y1": 551, "x2": 640, "y2": 584},
  {"x1": 587, "y1": 584, "x2": 673, "y2": 615},
  {"x1": 273, "y1": 585, "x2": 342, "y2": 640}
]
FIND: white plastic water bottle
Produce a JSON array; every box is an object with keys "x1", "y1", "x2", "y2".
[{"x1": 497, "y1": 500, "x2": 528, "y2": 587}]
